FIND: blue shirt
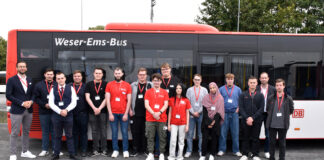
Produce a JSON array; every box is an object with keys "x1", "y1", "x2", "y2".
[{"x1": 219, "y1": 85, "x2": 242, "y2": 113}]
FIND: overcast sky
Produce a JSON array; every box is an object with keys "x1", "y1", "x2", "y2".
[{"x1": 0, "y1": 0, "x2": 205, "y2": 39}]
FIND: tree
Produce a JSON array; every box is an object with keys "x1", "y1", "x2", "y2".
[
  {"x1": 88, "y1": 25, "x2": 105, "y2": 30},
  {"x1": 197, "y1": 0, "x2": 323, "y2": 33},
  {"x1": 0, "y1": 36, "x2": 6, "y2": 71}
]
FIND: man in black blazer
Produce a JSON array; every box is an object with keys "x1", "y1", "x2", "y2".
[{"x1": 6, "y1": 61, "x2": 36, "y2": 160}]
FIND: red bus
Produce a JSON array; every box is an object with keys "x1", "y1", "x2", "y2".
[{"x1": 6, "y1": 23, "x2": 324, "y2": 139}]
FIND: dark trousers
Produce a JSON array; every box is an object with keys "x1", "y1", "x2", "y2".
[
  {"x1": 89, "y1": 113, "x2": 107, "y2": 152},
  {"x1": 269, "y1": 128, "x2": 288, "y2": 160},
  {"x1": 262, "y1": 113, "x2": 270, "y2": 152},
  {"x1": 130, "y1": 116, "x2": 147, "y2": 152},
  {"x1": 241, "y1": 121, "x2": 262, "y2": 157},
  {"x1": 51, "y1": 113, "x2": 75, "y2": 156},
  {"x1": 201, "y1": 127, "x2": 219, "y2": 156},
  {"x1": 73, "y1": 112, "x2": 88, "y2": 153}
]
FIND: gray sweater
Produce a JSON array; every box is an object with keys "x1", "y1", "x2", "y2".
[
  {"x1": 130, "y1": 80, "x2": 153, "y2": 116},
  {"x1": 186, "y1": 86, "x2": 208, "y2": 114}
]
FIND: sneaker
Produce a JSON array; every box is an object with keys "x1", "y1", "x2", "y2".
[
  {"x1": 130, "y1": 150, "x2": 138, "y2": 157},
  {"x1": 111, "y1": 151, "x2": 119, "y2": 158},
  {"x1": 52, "y1": 151, "x2": 63, "y2": 156},
  {"x1": 184, "y1": 152, "x2": 191, "y2": 158},
  {"x1": 159, "y1": 153, "x2": 165, "y2": 160},
  {"x1": 253, "y1": 156, "x2": 261, "y2": 160},
  {"x1": 217, "y1": 151, "x2": 224, "y2": 156},
  {"x1": 167, "y1": 156, "x2": 176, "y2": 160},
  {"x1": 209, "y1": 155, "x2": 214, "y2": 160},
  {"x1": 177, "y1": 156, "x2": 184, "y2": 160},
  {"x1": 90, "y1": 151, "x2": 100, "y2": 157},
  {"x1": 21, "y1": 150, "x2": 36, "y2": 158},
  {"x1": 264, "y1": 152, "x2": 270, "y2": 159},
  {"x1": 199, "y1": 156, "x2": 206, "y2": 160},
  {"x1": 38, "y1": 150, "x2": 49, "y2": 157},
  {"x1": 234, "y1": 152, "x2": 243, "y2": 157},
  {"x1": 123, "y1": 151, "x2": 129, "y2": 158},
  {"x1": 240, "y1": 155, "x2": 248, "y2": 160},
  {"x1": 101, "y1": 151, "x2": 108, "y2": 156},
  {"x1": 9, "y1": 155, "x2": 17, "y2": 160},
  {"x1": 146, "y1": 153, "x2": 154, "y2": 160}
]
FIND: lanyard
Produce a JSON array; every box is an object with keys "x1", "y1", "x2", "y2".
[
  {"x1": 162, "y1": 77, "x2": 171, "y2": 88},
  {"x1": 45, "y1": 80, "x2": 53, "y2": 94},
  {"x1": 58, "y1": 86, "x2": 64, "y2": 101},
  {"x1": 261, "y1": 86, "x2": 268, "y2": 99},
  {"x1": 73, "y1": 83, "x2": 82, "y2": 95},
  {"x1": 18, "y1": 75, "x2": 28, "y2": 88},
  {"x1": 194, "y1": 86, "x2": 201, "y2": 102},
  {"x1": 225, "y1": 85, "x2": 234, "y2": 98},
  {"x1": 249, "y1": 90, "x2": 256, "y2": 97},
  {"x1": 277, "y1": 93, "x2": 285, "y2": 111},
  {"x1": 209, "y1": 94, "x2": 218, "y2": 106},
  {"x1": 94, "y1": 80, "x2": 102, "y2": 95},
  {"x1": 138, "y1": 83, "x2": 145, "y2": 93}
]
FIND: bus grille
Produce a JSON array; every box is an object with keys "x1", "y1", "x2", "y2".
[{"x1": 30, "y1": 105, "x2": 41, "y2": 131}]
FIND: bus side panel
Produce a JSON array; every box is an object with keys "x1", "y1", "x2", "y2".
[{"x1": 6, "y1": 30, "x2": 18, "y2": 134}]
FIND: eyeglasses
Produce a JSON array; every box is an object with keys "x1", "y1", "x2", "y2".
[{"x1": 194, "y1": 79, "x2": 201, "y2": 81}]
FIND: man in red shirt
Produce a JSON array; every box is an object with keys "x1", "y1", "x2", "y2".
[
  {"x1": 106, "y1": 67, "x2": 132, "y2": 158},
  {"x1": 144, "y1": 73, "x2": 169, "y2": 160}
]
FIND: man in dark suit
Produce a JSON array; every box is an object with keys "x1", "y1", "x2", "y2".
[{"x1": 6, "y1": 61, "x2": 36, "y2": 160}]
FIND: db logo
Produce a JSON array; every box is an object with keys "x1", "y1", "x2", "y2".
[{"x1": 292, "y1": 109, "x2": 304, "y2": 118}]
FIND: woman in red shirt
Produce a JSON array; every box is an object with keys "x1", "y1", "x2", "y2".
[{"x1": 168, "y1": 83, "x2": 191, "y2": 160}]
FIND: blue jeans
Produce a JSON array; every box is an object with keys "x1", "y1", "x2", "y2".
[
  {"x1": 39, "y1": 114, "x2": 54, "y2": 151},
  {"x1": 110, "y1": 114, "x2": 129, "y2": 151},
  {"x1": 219, "y1": 112, "x2": 240, "y2": 153},
  {"x1": 186, "y1": 115, "x2": 202, "y2": 153},
  {"x1": 73, "y1": 112, "x2": 88, "y2": 153}
]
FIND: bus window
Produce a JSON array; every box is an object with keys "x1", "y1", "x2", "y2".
[
  {"x1": 200, "y1": 54, "x2": 225, "y2": 88},
  {"x1": 20, "y1": 49, "x2": 50, "y2": 59},
  {"x1": 260, "y1": 51, "x2": 322, "y2": 100},
  {"x1": 231, "y1": 55, "x2": 255, "y2": 90}
]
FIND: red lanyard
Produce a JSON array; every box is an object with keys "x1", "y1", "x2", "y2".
[
  {"x1": 45, "y1": 80, "x2": 53, "y2": 94},
  {"x1": 261, "y1": 86, "x2": 268, "y2": 99},
  {"x1": 209, "y1": 94, "x2": 218, "y2": 105},
  {"x1": 94, "y1": 80, "x2": 102, "y2": 95},
  {"x1": 162, "y1": 77, "x2": 171, "y2": 88},
  {"x1": 277, "y1": 93, "x2": 285, "y2": 111},
  {"x1": 249, "y1": 90, "x2": 256, "y2": 97},
  {"x1": 138, "y1": 83, "x2": 145, "y2": 93},
  {"x1": 225, "y1": 85, "x2": 234, "y2": 98},
  {"x1": 18, "y1": 75, "x2": 28, "y2": 88},
  {"x1": 194, "y1": 86, "x2": 201, "y2": 102},
  {"x1": 58, "y1": 86, "x2": 64, "y2": 101},
  {"x1": 73, "y1": 83, "x2": 82, "y2": 95}
]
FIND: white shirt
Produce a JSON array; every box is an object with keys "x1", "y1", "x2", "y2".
[
  {"x1": 261, "y1": 86, "x2": 268, "y2": 112},
  {"x1": 49, "y1": 84, "x2": 77, "y2": 115},
  {"x1": 17, "y1": 74, "x2": 28, "y2": 93}
]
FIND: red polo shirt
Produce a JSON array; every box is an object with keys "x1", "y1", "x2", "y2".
[
  {"x1": 169, "y1": 97, "x2": 191, "y2": 125},
  {"x1": 105, "y1": 80, "x2": 132, "y2": 114},
  {"x1": 144, "y1": 88, "x2": 169, "y2": 122}
]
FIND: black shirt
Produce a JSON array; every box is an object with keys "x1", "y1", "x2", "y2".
[
  {"x1": 71, "y1": 83, "x2": 88, "y2": 114},
  {"x1": 85, "y1": 80, "x2": 107, "y2": 114},
  {"x1": 160, "y1": 75, "x2": 181, "y2": 98},
  {"x1": 134, "y1": 83, "x2": 147, "y2": 117},
  {"x1": 33, "y1": 80, "x2": 57, "y2": 115}
]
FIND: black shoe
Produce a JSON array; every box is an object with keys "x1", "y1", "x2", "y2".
[
  {"x1": 90, "y1": 151, "x2": 100, "y2": 157},
  {"x1": 69, "y1": 155, "x2": 79, "y2": 160},
  {"x1": 51, "y1": 154, "x2": 59, "y2": 160},
  {"x1": 81, "y1": 152, "x2": 87, "y2": 157},
  {"x1": 130, "y1": 150, "x2": 138, "y2": 157},
  {"x1": 101, "y1": 151, "x2": 108, "y2": 156}
]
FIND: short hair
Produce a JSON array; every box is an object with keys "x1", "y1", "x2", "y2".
[
  {"x1": 259, "y1": 72, "x2": 269, "y2": 77},
  {"x1": 16, "y1": 61, "x2": 27, "y2": 67},
  {"x1": 193, "y1": 74, "x2": 202, "y2": 79},
  {"x1": 275, "y1": 78, "x2": 285, "y2": 86},
  {"x1": 73, "y1": 70, "x2": 82, "y2": 75},
  {"x1": 44, "y1": 68, "x2": 54, "y2": 74},
  {"x1": 94, "y1": 67, "x2": 104, "y2": 73},
  {"x1": 248, "y1": 76, "x2": 258, "y2": 81},
  {"x1": 56, "y1": 72, "x2": 65, "y2": 77},
  {"x1": 137, "y1": 67, "x2": 147, "y2": 74},
  {"x1": 151, "y1": 73, "x2": 162, "y2": 81},
  {"x1": 225, "y1": 73, "x2": 235, "y2": 79},
  {"x1": 114, "y1": 67, "x2": 123, "y2": 72},
  {"x1": 160, "y1": 62, "x2": 171, "y2": 69}
]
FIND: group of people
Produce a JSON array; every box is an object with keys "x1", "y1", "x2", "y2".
[{"x1": 7, "y1": 61, "x2": 294, "y2": 160}]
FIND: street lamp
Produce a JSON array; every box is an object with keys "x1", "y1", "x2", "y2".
[{"x1": 237, "y1": 0, "x2": 240, "y2": 32}]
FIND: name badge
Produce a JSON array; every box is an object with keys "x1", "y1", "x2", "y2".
[
  {"x1": 170, "y1": 85, "x2": 174, "y2": 88},
  {"x1": 122, "y1": 92, "x2": 126, "y2": 95},
  {"x1": 138, "y1": 94, "x2": 143, "y2": 99},
  {"x1": 115, "y1": 97, "x2": 120, "y2": 101},
  {"x1": 156, "y1": 90, "x2": 160, "y2": 93},
  {"x1": 95, "y1": 96, "x2": 100, "y2": 101},
  {"x1": 76, "y1": 96, "x2": 79, "y2": 100},
  {"x1": 180, "y1": 100, "x2": 185, "y2": 104},
  {"x1": 277, "y1": 113, "x2": 282, "y2": 117},
  {"x1": 166, "y1": 89, "x2": 169, "y2": 93},
  {"x1": 47, "y1": 95, "x2": 49, "y2": 99},
  {"x1": 59, "y1": 101, "x2": 64, "y2": 106},
  {"x1": 228, "y1": 99, "x2": 233, "y2": 103},
  {"x1": 154, "y1": 104, "x2": 160, "y2": 109},
  {"x1": 195, "y1": 102, "x2": 199, "y2": 107},
  {"x1": 176, "y1": 114, "x2": 180, "y2": 119},
  {"x1": 130, "y1": 120, "x2": 134, "y2": 124},
  {"x1": 211, "y1": 106, "x2": 216, "y2": 110}
]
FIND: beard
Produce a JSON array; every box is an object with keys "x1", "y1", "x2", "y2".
[
  {"x1": 18, "y1": 70, "x2": 26, "y2": 75},
  {"x1": 115, "y1": 77, "x2": 122, "y2": 82}
]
